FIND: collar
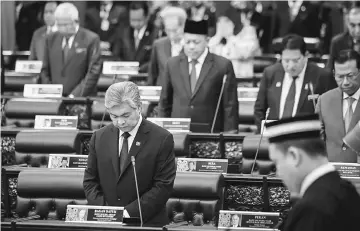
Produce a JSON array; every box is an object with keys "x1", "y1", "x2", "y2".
[
  {"x1": 188, "y1": 48, "x2": 208, "y2": 65},
  {"x1": 134, "y1": 25, "x2": 147, "y2": 39},
  {"x1": 119, "y1": 115, "x2": 143, "y2": 138},
  {"x1": 343, "y1": 87, "x2": 360, "y2": 100},
  {"x1": 300, "y1": 163, "x2": 336, "y2": 197}
]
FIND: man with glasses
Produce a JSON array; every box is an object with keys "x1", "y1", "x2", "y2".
[
  {"x1": 254, "y1": 34, "x2": 336, "y2": 133},
  {"x1": 316, "y1": 49, "x2": 360, "y2": 163}
]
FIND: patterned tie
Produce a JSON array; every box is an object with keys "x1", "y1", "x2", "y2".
[
  {"x1": 190, "y1": 59, "x2": 198, "y2": 93},
  {"x1": 119, "y1": 132, "x2": 131, "y2": 175},
  {"x1": 63, "y1": 38, "x2": 70, "y2": 63},
  {"x1": 282, "y1": 76, "x2": 299, "y2": 118},
  {"x1": 345, "y1": 97, "x2": 355, "y2": 133}
]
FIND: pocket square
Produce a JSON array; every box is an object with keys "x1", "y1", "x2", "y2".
[{"x1": 75, "y1": 48, "x2": 86, "y2": 53}]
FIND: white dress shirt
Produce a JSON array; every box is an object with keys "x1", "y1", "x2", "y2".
[
  {"x1": 279, "y1": 62, "x2": 307, "y2": 119},
  {"x1": 300, "y1": 163, "x2": 336, "y2": 197},
  {"x1": 342, "y1": 87, "x2": 360, "y2": 118},
  {"x1": 118, "y1": 115, "x2": 142, "y2": 154},
  {"x1": 134, "y1": 25, "x2": 147, "y2": 41},
  {"x1": 288, "y1": 0, "x2": 303, "y2": 20},
  {"x1": 62, "y1": 25, "x2": 80, "y2": 49},
  {"x1": 188, "y1": 48, "x2": 208, "y2": 80}
]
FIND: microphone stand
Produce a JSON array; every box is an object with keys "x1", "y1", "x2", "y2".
[
  {"x1": 131, "y1": 156, "x2": 143, "y2": 227},
  {"x1": 211, "y1": 75, "x2": 227, "y2": 133}
]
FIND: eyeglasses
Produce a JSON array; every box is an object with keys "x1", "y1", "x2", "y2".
[{"x1": 334, "y1": 70, "x2": 360, "y2": 80}]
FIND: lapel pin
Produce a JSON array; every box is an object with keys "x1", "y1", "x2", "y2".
[
  {"x1": 136, "y1": 142, "x2": 141, "y2": 146},
  {"x1": 276, "y1": 82, "x2": 281, "y2": 87},
  {"x1": 305, "y1": 83, "x2": 309, "y2": 90},
  {"x1": 145, "y1": 31, "x2": 149, "y2": 37}
]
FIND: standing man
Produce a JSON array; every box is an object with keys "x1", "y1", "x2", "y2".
[
  {"x1": 265, "y1": 115, "x2": 360, "y2": 231},
  {"x1": 147, "y1": 6, "x2": 187, "y2": 86},
  {"x1": 316, "y1": 49, "x2": 360, "y2": 163},
  {"x1": 254, "y1": 34, "x2": 336, "y2": 133},
  {"x1": 83, "y1": 82, "x2": 176, "y2": 227},
  {"x1": 29, "y1": 1, "x2": 59, "y2": 61},
  {"x1": 40, "y1": 3, "x2": 101, "y2": 97},
  {"x1": 158, "y1": 19, "x2": 239, "y2": 133}
]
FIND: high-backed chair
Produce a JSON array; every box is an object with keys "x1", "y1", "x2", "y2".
[
  {"x1": 14, "y1": 130, "x2": 81, "y2": 167},
  {"x1": 240, "y1": 135, "x2": 275, "y2": 175},
  {"x1": 16, "y1": 169, "x2": 87, "y2": 220},
  {"x1": 4, "y1": 71, "x2": 38, "y2": 95},
  {"x1": 166, "y1": 172, "x2": 225, "y2": 227}
]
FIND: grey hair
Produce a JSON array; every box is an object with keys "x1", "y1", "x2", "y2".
[
  {"x1": 160, "y1": 6, "x2": 187, "y2": 26},
  {"x1": 105, "y1": 81, "x2": 142, "y2": 109},
  {"x1": 54, "y1": 3, "x2": 79, "y2": 22}
]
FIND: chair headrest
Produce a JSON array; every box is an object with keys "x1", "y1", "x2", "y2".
[
  {"x1": 172, "y1": 172, "x2": 224, "y2": 199},
  {"x1": 17, "y1": 169, "x2": 85, "y2": 198},
  {"x1": 242, "y1": 135, "x2": 270, "y2": 160},
  {"x1": 91, "y1": 99, "x2": 110, "y2": 120},
  {"x1": 4, "y1": 99, "x2": 62, "y2": 118},
  {"x1": 15, "y1": 130, "x2": 81, "y2": 153}
]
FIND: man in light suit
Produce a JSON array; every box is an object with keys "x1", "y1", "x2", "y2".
[
  {"x1": 254, "y1": 34, "x2": 337, "y2": 133},
  {"x1": 40, "y1": 3, "x2": 101, "y2": 97},
  {"x1": 158, "y1": 19, "x2": 239, "y2": 133},
  {"x1": 316, "y1": 49, "x2": 360, "y2": 163},
  {"x1": 29, "y1": 1, "x2": 59, "y2": 61},
  {"x1": 147, "y1": 6, "x2": 187, "y2": 86},
  {"x1": 83, "y1": 82, "x2": 176, "y2": 227},
  {"x1": 266, "y1": 115, "x2": 360, "y2": 231}
]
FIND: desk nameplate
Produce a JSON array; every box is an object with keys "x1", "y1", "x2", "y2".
[
  {"x1": 34, "y1": 115, "x2": 78, "y2": 130},
  {"x1": 177, "y1": 158, "x2": 228, "y2": 173},
  {"x1": 15, "y1": 60, "x2": 42, "y2": 73},
  {"x1": 102, "y1": 61, "x2": 139, "y2": 75},
  {"x1": 147, "y1": 118, "x2": 190, "y2": 133},
  {"x1": 23, "y1": 84, "x2": 63, "y2": 98},
  {"x1": 332, "y1": 163, "x2": 360, "y2": 178},
  {"x1": 48, "y1": 154, "x2": 88, "y2": 169},
  {"x1": 66, "y1": 205, "x2": 124, "y2": 224}
]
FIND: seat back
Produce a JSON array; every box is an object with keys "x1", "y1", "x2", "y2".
[{"x1": 16, "y1": 169, "x2": 87, "y2": 220}]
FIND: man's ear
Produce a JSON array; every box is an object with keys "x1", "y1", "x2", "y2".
[{"x1": 287, "y1": 146, "x2": 302, "y2": 167}]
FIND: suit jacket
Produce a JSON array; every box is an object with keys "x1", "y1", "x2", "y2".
[
  {"x1": 40, "y1": 28, "x2": 102, "y2": 97},
  {"x1": 112, "y1": 23, "x2": 158, "y2": 73},
  {"x1": 283, "y1": 171, "x2": 360, "y2": 231},
  {"x1": 83, "y1": 120, "x2": 176, "y2": 227},
  {"x1": 29, "y1": 26, "x2": 47, "y2": 61},
  {"x1": 158, "y1": 52, "x2": 239, "y2": 133},
  {"x1": 326, "y1": 32, "x2": 353, "y2": 71},
  {"x1": 254, "y1": 62, "x2": 336, "y2": 133},
  {"x1": 316, "y1": 88, "x2": 360, "y2": 163}
]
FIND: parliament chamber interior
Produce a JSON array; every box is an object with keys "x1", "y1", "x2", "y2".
[{"x1": 1, "y1": 1, "x2": 360, "y2": 231}]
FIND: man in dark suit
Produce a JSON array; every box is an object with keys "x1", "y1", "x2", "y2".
[
  {"x1": 158, "y1": 20, "x2": 239, "y2": 133},
  {"x1": 254, "y1": 34, "x2": 337, "y2": 133},
  {"x1": 83, "y1": 81, "x2": 176, "y2": 227},
  {"x1": 327, "y1": 5, "x2": 360, "y2": 70},
  {"x1": 266, "y1": 114, "x2": 360, "y2": 231},
  {"x1": 40, "y1": 3, "x2": 101, "y2": 97},
  {"x1": 112, "y1": 1, "x2": 158, "y2": 73},
  {"x1": 316, "y1": 49, "x2": 360, "y2": 163},
  {"x1": 148, "y1": 6, "x2": 187, "y2": 86},
  {"x1": 29, "y1": 1, "x2": 59, "y2": 61}
]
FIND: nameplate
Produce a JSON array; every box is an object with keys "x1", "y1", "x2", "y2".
[
  {"x1": 147, "y1": 118, "x2": 190, "y2": 133},
  {"x1": 138, "y1": 86, "x2": 162, "y2": 102},
  {"x1": 15, "y1": 60, "x2": 42, "y2": 73},
  {"x1": 48, "y1": 154, "x2": 88, "y2": 169},
  {"x1": 218, "y1": 210, "x2": 280, "y2": 230},
  {"x1": 332, "y1": 163, "x2": 360, "y2": 178},
  {"x1": 66, "y1": 205, "x2": 124, "y2": 224},
  {"x1": 34, "y1": 115, "x2": 78, "y2": 130},
  {"x1": 177, "y1": 158, "x2": 228, "y2": 173},
  {"x1": 237, "y1": 87, "x2": 259, "y2": 101},
  {"x1": 23, "y1": 84, "x2": 63, "y2": 98},
  {"x1": 102, "y1": 61, "x2": 139, "y2": 75},
  {"x1": 261, "y1": 120, "x2": 276, "y2": 134}
]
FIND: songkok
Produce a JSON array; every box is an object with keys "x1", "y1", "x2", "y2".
[
  {"x1": 184, "y1": 19, "x2": 208, "y2": 35},
  {"x1": 264, "y1": 114, "x2": 321, "y2": 143}
]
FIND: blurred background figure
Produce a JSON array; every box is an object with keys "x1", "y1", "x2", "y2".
[{"x1": 29, "y1": 1, "x2": 59, "y2": 61}]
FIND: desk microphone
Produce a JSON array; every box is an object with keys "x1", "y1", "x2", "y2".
[
  {"x1": 131, "y1": 156, "x2": 143, "y2": 227},
  {"x1": 211, "y1": 75, "x2": 227, "y2": 133},
  {"x1": 251, "y1": 108, "x2": 270, "y2": 175},
  {"x1": 309, "y1": 82, "x2": 316, "y2": 109},
  {"x1": 99, "y1": 74, "x2": 117, "y2": 128}
]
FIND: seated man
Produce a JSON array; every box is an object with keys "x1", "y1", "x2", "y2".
[{"x1": 40, "y1": 3, "x2": 101, "y2": 97}]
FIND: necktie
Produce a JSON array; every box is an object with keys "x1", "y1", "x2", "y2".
[
  {"x1": 282, "y1": 76, "x2": 298, "y2": 118},
  {"x1": 119, "y1": 132, "x2": 131, "y2": 175},
  {"x1": 190, "y1": 59, "x2": 198, "y2": 93},
  {"x1": 345, "y1": 97, "x2": 355, "y2": 132},
  {"x1": 63, "y1": 38, "x2": 70, "y2": 63},
  {"x1": 134, "y1": 30, "x2": 140, "y2": 49}
]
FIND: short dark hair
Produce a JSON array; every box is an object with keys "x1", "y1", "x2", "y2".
[
  {"x1": 129, "y1": 1, "x2": 149, "y2": 17},
  {"x1": 281, "y1": 34, "x2": 307, "y2": 55},
  {"x1": 334, "y1": 49, "x2": 360, "y2": 69},
  {"x1": 275, "y1": 137, "x2": 326, "y2": 158}
]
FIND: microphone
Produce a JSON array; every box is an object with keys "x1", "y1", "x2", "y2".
[
  {"x1": 131, "y1": 156, "x2": 143, "y2": 227},
  {"x1": 211, "y1": 75, "x2": 227, "y2": 133},
  {"x1": 251, "y1": 108, "x2": 270, "y2": 175},
  {"x1": 99, "y1": 74, "x2": 117, "y2": 128},
  {"x1": 308, "y1": 82, "x2": 316, "y2": 109}
]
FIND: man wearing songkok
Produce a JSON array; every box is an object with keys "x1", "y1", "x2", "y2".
[
  {"x1": 265, "y1": 114, "x2": 360, "y2": 231},
  {"x1": 158, "y1": 19, "x2": 239, "y2": 133},
  {"x1": 147, "y1": 6, "x2": 187, "y2": 86},
  {"x1": 316, "y1": 49, "x2": 360, "y2": 163},
  {"x1": 83, "y1": 82, "x2": 176, "y2": 227},
  {"x1": 254, "y1": 34, "x2": 336, "y2": 133},
  {"x1": 40, "y1": 2, "x2": 101, "y2": 97}
]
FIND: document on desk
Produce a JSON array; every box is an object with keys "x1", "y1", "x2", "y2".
[{"x1": 65, "y1": 205, "x2": 124, "y2": 224}]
